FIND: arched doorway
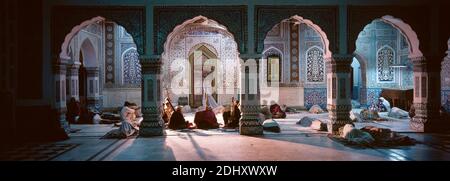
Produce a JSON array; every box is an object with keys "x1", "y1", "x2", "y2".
[
  {"x1": 56, "y1": 16, "x2": 141, "y2": 130},
  {"x1": 352, "y1": 52, "x2": 369, "y2": 107},
  {"x1": 78, "y1": 38, "x2": 98, "y2": 109},
  {"x1": 354, "y1": 15, "x2": 425, "y2": 131},
  {"x1": 261, "y1": 15, "x2": 332, "y2": 111},
  {"x1": 78, "y1": 50, "x2": 87, "y2": 106},
  {"x1": 259, "y1": 15, "x2": 333, "y2": 133},
  {"x1": 188, "y1": 44, "x2": 219, "y2": 108},
  {"x1": 161, "y1": 16, "x2": 240, "y2": 111}
]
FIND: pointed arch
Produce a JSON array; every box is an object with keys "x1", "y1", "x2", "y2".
[
  {"x1": 272, "y1": 15, "x2": 332, "y2": 59},
  {"x1": 263, "y1": 46, "x2": 283, "y2": 58},
  {"x1": 79, "y1": 38, "x2": 97, "y2": 68},
  {"x1": 162, "y1": 15, "x2": 239, "y2": 60},
  {"x1": 188, "y1": 43, "x2": 219, "y2": 58},
  {"x1": 59, "y1": 16, "x2": 105, "y2": 59},
  {"x1": 379, "y1": 15, "x2": 423, "y2": 59}
]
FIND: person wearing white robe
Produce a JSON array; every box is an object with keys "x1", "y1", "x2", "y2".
[{"x1": 119, "y1": 102, "x2": 141, "y2": 137}]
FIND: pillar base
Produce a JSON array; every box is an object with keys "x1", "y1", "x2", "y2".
[
  {"x1": 239, "y1": 105, "x2": 263, "y2": 135},
  {"x1": 56, "y1": 108, "x2": 70, "y2": 134},
  {"x1": 411, "y1": 117, "x2": 445, "y2": 133},
  {"x1": 239, "y1": 121, "x2": 264, "y2": 135},
  {"x1": 411, "y1": 103, "x2": 442, "y2": 132},
  {"x1": 139, "y1": 121, "x2": 164, "y2": 137},
  {"x1": 327, "y1": 104, "x2": 352, "y2": 135}
]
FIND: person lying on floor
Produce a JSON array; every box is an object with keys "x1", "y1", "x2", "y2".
[
  {"x1": 194, "y1": 106, "x2": 219, "y2": 129},
  {"x1": 168, "y1": 106, "x2": 192, "y2": 130}
]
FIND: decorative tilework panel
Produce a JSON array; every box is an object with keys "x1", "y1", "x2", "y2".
[
  {"x1": 105, "y1": 22, "x2": 115, "y2": 84},
  {"x1": 123, "y1": 48, "x2": 142, "y2": 86},
  {"x1": 304, "y1": 88, "x2": 327, "y2": 110},
  {"x1": 366, "y1": 88, "x2": 382, "y2": 106}
]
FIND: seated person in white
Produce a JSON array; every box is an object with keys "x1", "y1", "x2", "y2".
[{"x1": 119, "y1": 101, "x2": 142, "y2": 137}]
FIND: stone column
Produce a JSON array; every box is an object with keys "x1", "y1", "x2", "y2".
[
  {"x1": 85, "y1": 67, "x2": 100, "y2": 110},
  {"x1": 411, "y1": 56, "x2": 441, "y2": 132},
  {"x1": 442, "y1": 54, "x2": 450, "y2": 112},
  {"x1": 239, "y1": 54, "x2": 263, "y2": 135},
  {"x1": 326, "y1": 55, "x2": 353, "y2": 135},
  {"x1": 53, "y1": 58, "x2": 69, "y2": 133},
  {"x1": 66, "y1": 62, "x2": 80, "y2": 101},
  {"x1": 139, "y1": 58, "x2": 164, "y2": 136}
]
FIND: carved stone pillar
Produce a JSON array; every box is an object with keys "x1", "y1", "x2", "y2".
[
  {"x1": 66, "y1": 62, "x2": 80, "y2": 101},
  {"x1": 53, "y1": 58, "x2": 69, "y2": 133},
  {"x1": 239, "y1": 54, "x2": 263, "y2": 135},
  {"x1": 139, "y1": 58, "x2": 164, "y2": 136},
  {"x1": 442, "y1": 54, "x2": 450, "y2": 112},
  {"x1": 85, "y1": 67, "x2": 100, "y2": 110},
  {"x1": 326, "y1": 55, "x2": 352, "y2": 135},
  {"x1": 411, "y1": 56, "x2": 441, "y2": 132}
]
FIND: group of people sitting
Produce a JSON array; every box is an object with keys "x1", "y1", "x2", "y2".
[{"x1": 162, "y1": 97, "x2": 242, "y2": 130}]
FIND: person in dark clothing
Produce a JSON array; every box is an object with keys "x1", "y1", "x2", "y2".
[
  {"x1": 226, "y1": 100, "x2": 241, "y2": 128},
  {"x1": 270, "y1": 103, "x2": 286, "y2": 118},
  {"x1": 66, "y1": 97, "x2": 81, "y2": 124},
  {"x1": 194, "y1": 106, "x2": 219, "y2": 129},
  {"x1": 168, "y1": 106, "x2": 189, "y2": 130}
]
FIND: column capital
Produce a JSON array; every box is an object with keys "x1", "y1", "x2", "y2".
[
  {"x1": 326, "y1": 54, "x2": 352, "y2": 74},
  {"x1": 141, "y1": 59, "x2": 162, "y2": 74},
  {"x1": 239, "y1": 53, "x2": 264, "y2": 60},
  {"x1": 53, "y1": 62, "x2": 67, "y2": 74},
  {"x1": 139, "y1": 55, "x2": 161, "y2": 62},
  {"x1": 332, "y1": 54, "x2": 353, "y2": 62},
  {"x1": 410, "y1": 56, "x2": 426, "y2": 64},
  {"x1": 411, "y1": 56, "x2": 443, "y2": 73},
  {"x1": 66, "y1": 63, "x2": 81, "y2": 75}
]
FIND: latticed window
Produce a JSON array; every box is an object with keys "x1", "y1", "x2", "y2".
[
  {"x1": 377, "y1": 46, "x2": 394, "y2": 82},
  {"x1": 123, "y1": 48, "x2": 141, "y2": 85},
  {"x1": 306, "y1": 47, "x2": 324, "y2": 82}
]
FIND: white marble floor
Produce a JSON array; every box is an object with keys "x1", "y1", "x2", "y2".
[{"x1": 52, "y1": 113, "x2": 450, "y2": 161}]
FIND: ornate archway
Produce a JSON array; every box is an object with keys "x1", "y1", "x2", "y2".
[
  {"x1": 52, "y1": 14, "x2": 144, "y2": 134},
  {"x1": 161, "y1": 15, "x2": 240, "y2": 107},
  {"x1": 353, "y1": 15, "x2": 438, "y2": 132}
]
